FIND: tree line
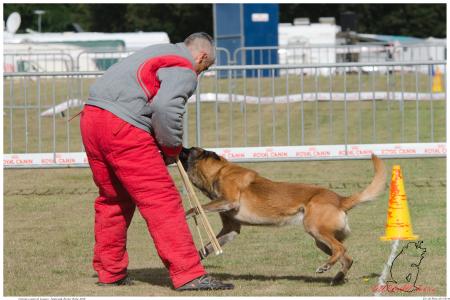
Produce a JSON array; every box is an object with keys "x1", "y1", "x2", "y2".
[{"x1": 4, "y1": 4, "x2": 446, "y2": 42}]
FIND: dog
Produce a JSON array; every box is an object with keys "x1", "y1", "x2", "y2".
[{"x1": 179, "y1": 147, "x2": 387, "y2": 285}]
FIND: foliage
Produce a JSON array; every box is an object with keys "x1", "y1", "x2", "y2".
[
  {"x1": 4, "y1": 3, "x2": 213, "y2": 42},
  {"x1": 4, "y1": 4, "x2": 446, "y2": 41},
  {"x1": 280, "y1": 4, "x2": 446, "y2": 38}
]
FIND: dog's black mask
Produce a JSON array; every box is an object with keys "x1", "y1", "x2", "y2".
[{"x1": 179, "y1": 147, "x2": 221, "y2": 171}]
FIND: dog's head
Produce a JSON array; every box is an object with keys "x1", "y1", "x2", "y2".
[{"x1": 179, "y1": 147, "x2": 227, "y2": 195}]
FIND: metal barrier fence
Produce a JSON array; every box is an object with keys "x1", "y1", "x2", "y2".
[
  {"x1": 3, "y1": 47, "x2": 232, "y2": 72},
  {"x1": 3, "y1": 60, "x2": 446, "y2": 167},
  {"x1": 74, "y1": 47, "x2": 232, "y2": 71},
  {"x1": 192, "y1": 60, "x2": 446, "y2": 148},
  {"x1": 232, "y1": 42, "x2": 447, "y2": 66},
  {"x1": 4, "y1": 43, "x2": 445, "y2": 73},
  {"x1": 4, "y1": 53, "x2": 76, "y2": 73},
  {"x1": 76, "y1": 49, "x2": 134, "y2": 71},
  {"x1": 4, "y1": 71, "x2": 101, "y2": 155}
]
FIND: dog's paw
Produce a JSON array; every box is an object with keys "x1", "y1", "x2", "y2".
[
  {"x1": 316, "y1": 263, "x2": 331, "y2": 274},
  {"x1": 330, "y1": 271, "x2": 346, "y2": 285}
]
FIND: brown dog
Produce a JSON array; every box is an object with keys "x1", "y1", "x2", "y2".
[{"x1": 179, "y1": 147, "x2": 387, "y2": 285}]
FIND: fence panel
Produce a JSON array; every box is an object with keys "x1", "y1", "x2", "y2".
[
  {"x1": 4, "y1": 53, "x2": 75, "y2": 72},
  {"x1": 76, "y1": 50, "x2": 135, "y2": 71},
  {"x1": 4, "y1": 42, "x2": 445, "y2": 73},
  {"x1": 232, "y1": 42, "x2": 447, "y2": 67},
  {"x1": 215, "y1": 47, "x2": 232, "y2": 66},
  {"x1": 4, "y1": 72, "x2": 101, "y2": 155},
  {"x1": 191, "y1": 61, "x2": 446, "y2": 148},
  {"x1": 3, "y1": 60, "x2": 446, "y2": 168}
]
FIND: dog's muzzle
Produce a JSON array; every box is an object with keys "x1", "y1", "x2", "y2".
[{"x1": 179, "y1": 147, "x2": 192, "y2": 170}]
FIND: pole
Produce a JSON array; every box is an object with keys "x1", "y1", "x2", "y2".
[
  {"x1": 34, "y1": 10, "x2": 45, "y2": 33},
  {"x1": 374, "y1": 239, "x2": 400, "y2": 296}
]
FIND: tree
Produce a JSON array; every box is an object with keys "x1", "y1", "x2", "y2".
[
  {"x1": 4, "y1": 4, "x2": 87, "y2": 32},
  {"x1": 279, "y1": 4, "x2": 446, "y2": 38},
  {"x1": 125, "y1": 4, "x2": 213, "y2": 41},
  {"x1": 4, "y1": 4, "x2": 446, "y2": 39}
]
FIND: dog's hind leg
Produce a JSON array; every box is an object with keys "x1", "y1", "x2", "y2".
[
  {"x1": 332, "y1": 253, "x2": 353, "y2": 285},
  {"x1": 330, "y1": 217, "x2": 353, "y2": 285},
  {"x1": 315, "y1": 239, "x2": 332, "y2": 256},
  {"x1": 312, "y1": 231, "x2": 345, "y2": 273},
  {"x1": 304, "y1": 203, "x2": 349, "y2": 283},
  {"x1": 198, "y1": 212, "x2": 241, "y2": 260},
  {"x1": 312, "y1": 230, "x2": 351, "y2": 285}
]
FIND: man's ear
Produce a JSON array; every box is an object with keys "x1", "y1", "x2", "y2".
[{"x1": 197, "y1": 51, "x2": 208, "y2": 64}]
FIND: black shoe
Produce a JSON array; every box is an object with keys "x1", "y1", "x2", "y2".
[
  {"x1": 176, "y1": 275, "x2": 234, "y2": 291},
  {"x1": 96, "y1": 275, "x2": 134, "y2": 286}
]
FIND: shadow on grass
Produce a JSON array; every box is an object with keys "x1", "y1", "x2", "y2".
[
  {"x1": 128, "y1": 268, "x2": 172, "y2": 287},
  {"x1": 127, "y1": 267, "x2": 363, "y2": 286},
  {"x1": 212, "y1": 272, "x2": 335, "y2": 284}
]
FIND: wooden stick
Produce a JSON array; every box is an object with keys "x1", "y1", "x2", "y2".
[
  {"x1": 176, "y1": 159, "x2": 222, "y2": 255},
  {"x1": 180, "y1": 183, "x2": 207, "y2": 257},
  {"x1": 176, "y1": 159, "x2": 223, "y2": 255},
  {"x1": 176, "y1": 160, "x2": 222, "y2": 255}
]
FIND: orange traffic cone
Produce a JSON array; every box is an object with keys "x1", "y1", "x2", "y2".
[
  {"x1": 380, "y1": 165, "x2": 418, "y2": 241},
  {"x1": 432, "y1": 67, "x2": 443, "y2": 93}
]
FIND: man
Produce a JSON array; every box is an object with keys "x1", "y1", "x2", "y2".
[{"x1": 80, "y1": 32, "x2": 234, "y2": 291}]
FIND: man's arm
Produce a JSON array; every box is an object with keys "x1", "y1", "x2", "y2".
[{"x1": 150, "y1": 67, "x2": 197, "y2": 157}]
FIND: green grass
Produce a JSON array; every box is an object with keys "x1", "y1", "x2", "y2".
[{"x1": 3, "y1": 158, "x2": 446, "y2": 296}]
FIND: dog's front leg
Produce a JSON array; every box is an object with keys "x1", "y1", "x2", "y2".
[
  {"x1": 185, "y1": 199, "x2": 239, "y2": 219},
  {"x1": 199, "y1": 213, "x2": 241, "y2": 260},
  {"x1": 199, "y1": 231, "x2": 239, "y2": 259}
]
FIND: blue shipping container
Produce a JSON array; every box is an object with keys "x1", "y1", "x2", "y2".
[{"x1": 214, "y1": 3, "x2": 279, "y2": 77}]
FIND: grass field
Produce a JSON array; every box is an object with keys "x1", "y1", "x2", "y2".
[{"x1": 4, "y1": 157, "x2": 446, "y2": 296}]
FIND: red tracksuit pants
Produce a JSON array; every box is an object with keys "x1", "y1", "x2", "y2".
[{"x1": 80, "y1": 105, "x2": 206, "y2": 288}]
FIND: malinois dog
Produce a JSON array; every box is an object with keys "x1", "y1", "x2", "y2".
[{"x1": 179, "y1": 147, "x2": 386, "y2": 285}]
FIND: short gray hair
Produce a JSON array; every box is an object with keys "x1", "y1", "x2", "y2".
[
  {"x1": 184, "y1": 32, "x2": 215, "y2": 64},
  {"x1": 184, "y1": 32, "x2": 214, "y2": 46}
]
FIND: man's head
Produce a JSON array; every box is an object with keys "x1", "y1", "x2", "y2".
[{"x1": 184, "y1": 32, "x2": 215, "y2": 74}]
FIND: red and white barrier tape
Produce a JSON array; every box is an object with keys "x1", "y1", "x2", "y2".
[{"x1": 3, "y1": 143, "x2": 446, "y2": 168}]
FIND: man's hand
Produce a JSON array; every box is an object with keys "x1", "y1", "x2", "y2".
[{"x1": 161, "y1": 152, "x2": 177, "y2": 166}]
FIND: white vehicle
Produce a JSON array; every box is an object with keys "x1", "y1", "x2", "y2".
[
  {"x1": 4, "y1": 31, "x2": 170, "y2": 50},
  {"x1": 3, "y1": 11, "x2": 171, "y2": 72},
  {"x1": 3, "y1": 42, "x2": 98, "y2": 72}
]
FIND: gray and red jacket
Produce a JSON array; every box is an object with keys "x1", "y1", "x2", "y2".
[{"x1": 86, "y1": 42, "x2": 197, "y2": 157}]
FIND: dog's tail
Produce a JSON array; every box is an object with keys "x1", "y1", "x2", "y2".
[{"x1": 340, "y1": 154, "x2": 387, "y2": 212}]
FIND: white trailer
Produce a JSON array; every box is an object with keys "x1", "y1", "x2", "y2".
[{"x1": 3, "y1": 42, "x2": 98, "y2": 72}]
